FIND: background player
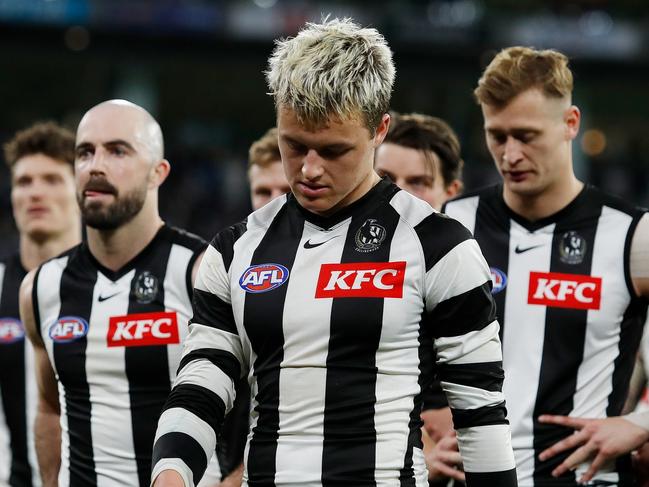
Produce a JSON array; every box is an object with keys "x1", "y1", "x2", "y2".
[
  {"x1": 152, "y1": 17, "x2": 516, "y2": 487},
  {"x1": 247, "y1": 127, "x2": 290, "y2": 210},
  {"x1": 374, "y1": 112, "x2": 463, "y2": 211},
  {"x1": 444, "y1": 46, "x2": 649, "y2": 486},
  {"x1": 19, "y1": 100, "x2": 220, "y2": 487},
  {"x1": 1, "y1": 122, "x2": 80, "y2": 487}
]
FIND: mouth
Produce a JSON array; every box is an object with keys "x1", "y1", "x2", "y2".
[
  {"x1": 505, "y1": 170, "x2": 532, "y2": 183},
  {"x1": 82, "y1": 180, "x2": 117, "y2": 201},
  {"x1": 297, "y1": 181, "x2": 328, "y2": 198},
  {"x1": 26, "y1": 206, "x2": 49, "y2": 217}
]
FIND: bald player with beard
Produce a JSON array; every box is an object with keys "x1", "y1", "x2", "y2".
[{"x1": 20, "y1": 100, "x2": 221, "y2": 487}]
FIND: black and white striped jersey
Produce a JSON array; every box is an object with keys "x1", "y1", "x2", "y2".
[
  {"x1": 153, "y1": 179, "x2": 517, "y2": 487},
  {"x1": 444, "y1": 184, "x2": 648, "y2": 487},
  {"x1": 31, "y1": 225, "x2": 212, "y2": 487},
  {"x1": 0, "y1": 253, "x2": 39, "y2": 487}
]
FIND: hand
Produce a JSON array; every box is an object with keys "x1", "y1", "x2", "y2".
[
  {"x1": 425, "y1": 433, "x2": 465, "y2": 482},
  {"x1": 421, "y1": 407, "x2": 454, "y2": 443},
  {"x1": 538, "y1": 415, "x2": 649, "y2": 483},
  {"x1": 633, "y1": 442, "x2": 649, "y2": 487}
]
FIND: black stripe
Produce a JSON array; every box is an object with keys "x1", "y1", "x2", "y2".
[
  {"x1": 212, "y1": 221, "x2": 248, "y2": 273},
  {"x1": 55, "y1": 253, "x2": 97, "y2": 486},
  {"x1": 125, "y1": 238, "x2": 174, "y2": 487},
  {"x1": 532, "y1": 203, "x2": 601, "y2": 484},
  {"x1": 191, "y1": 288, "x2": 237, "y2": 335},
  {"x1": 163, "y1": 383, "x2": 227, "y2": 436},
  {"x1": 451, "y1": 403, "x2": 508, "y2": 429},
  {"x1": 471, "y1": 186, "x2": 511, "y2": 342},
  {"x1": 32, "y1": 265, "x2": 43, "y2": 342},
  {"x1": 0, "y1": 255, "x2": 33, "y2": 486},
  {"x1": 429, "y1": 283, "x2": 496, "y2": 338},
  {"x1": 436, "y1": 361, "x2": 504, "y2": 392},
  {"x1": 152, "y1": 432, "x2": 208, "y2": 484},
  {"x1": 177, "y1": 348, "x2": 241, "y2": 384},
  {"x1": 244, "y1": 205, "x2": 303, "y2": 485},
  {"x1": 464, "y1": 468, "x2": 517, "y2": 486},
  {"x1": 414, "y1": 213, "x2": 472, "y2": 271},
  {"x1": 322, "y1": 207, "x2": 401, "y2": 486}
]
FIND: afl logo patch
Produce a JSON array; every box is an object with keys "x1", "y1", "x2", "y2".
[
  {"x1": 133, "y1": 271, "x2": 159, "y2": 304},
  {"x1": 49, "y1": 316, "x2": 89, "y2": 343},
  {"x1": 0, "y1": 318, "x2": 25, "y2": 344},
  {"x1": 239, "y1": 264, "x2": 290, "y2": 293},
  {"x1": 355, "y1": 219, "x2": 386, "y2": 253},
  {"x1": 490, "y1": 267, "x2": 508, "y2": 294}
]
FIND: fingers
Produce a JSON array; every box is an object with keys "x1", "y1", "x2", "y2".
[
  {"x1": 431, "y1": 461, "x2": 466, "y2": 482},
  {"x1": 539, "y1": 430, "x2": 588, "y2": 461},
  {"x1": 550, "y1": 444, "x2": 595, "y2": 478},
  {"x1": 538, "y1": 414, "x2": 590, "y2": 430},
  {"x1": 579, "y1": 452, "x2": 608, "y2": 484}
]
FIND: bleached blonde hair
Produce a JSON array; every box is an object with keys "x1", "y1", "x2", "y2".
[{"x1": 266, "y1": 17, "x2": 395, "y2": 134}]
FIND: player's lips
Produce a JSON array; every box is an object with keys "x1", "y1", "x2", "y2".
[
  {"x1": 83, "y1": 180, "x2": 117, "y2": 200},
  {"x1": 297, "y1": 181, "x2": 328, "y2": 198},
  {"x1": 505, "y1": 170, "x2": 532, "y2": 182},
  {"x1": 26, "y1": 205, "x2": 50, "y2": 217}
]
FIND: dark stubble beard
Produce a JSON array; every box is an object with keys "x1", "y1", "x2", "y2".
[{"x1": 78, "y1": 178, "x2": 147, "y2": 230}]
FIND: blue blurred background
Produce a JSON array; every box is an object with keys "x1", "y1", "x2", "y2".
[{"x1": 2, "y1": 0, "x2": 649, "y2": 254}]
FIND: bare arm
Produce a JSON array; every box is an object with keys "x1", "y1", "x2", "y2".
[
  {"x1": 20, "y1": 270, "x2": 61, "y2": 487},
  {"x1": 219, "y1": 463, "x2": 244, "y2": 487},
  {"x1": 631, "y1": 213, "x2": 649, "y2": 298},
  {"x1": 153, "y1": 469, "x2": 186, "y2": 487}
]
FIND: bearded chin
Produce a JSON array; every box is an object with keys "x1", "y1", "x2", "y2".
[{"x1": 81, "y1": 188, "x2": 147, "y2": 230}]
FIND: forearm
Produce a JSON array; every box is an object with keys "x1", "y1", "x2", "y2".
[{"x1": 35, "y1": 409, "x2": 61, "y2": 487}]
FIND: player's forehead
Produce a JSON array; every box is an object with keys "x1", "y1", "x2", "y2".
[
  {"x1": 12, "y1": 153, "x2": 72, "y2": 179},
  {"x1": 482, "y1": 88, "x2": 562, "y2": 132},
  {"x1": 376, "y1": 143, "x2": 435, "y2": 176},
  {"x1": 277, "y1": 106, "x2": 368, "y2": 144},
  {"x1": 76, "y1": 104, "x2": 148, "y2": 150},
  {"x1": 249, "y1": 160, "x2": 284, "y2": 184}
]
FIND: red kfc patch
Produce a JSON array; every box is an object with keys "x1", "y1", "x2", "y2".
[
  {"x1": 315, "y1": 261, "x2": 406, "y2": 298},
  {"x1": 528, "y1": 272, "x2": 602, "y2": 310},
  {"x1": 107, "y1": 311, "x2": 179, "y2": 347}
]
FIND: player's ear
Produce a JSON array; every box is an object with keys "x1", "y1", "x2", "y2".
[
  {"x1": 373, "y1": 113, "x2": 390, "y2": 147},
  {"x1": 149, "y1": 159, "x2": 171, "y2": 188},
  {"x1": 564, "y1": 105, "x2": 580, "y2": 141}
]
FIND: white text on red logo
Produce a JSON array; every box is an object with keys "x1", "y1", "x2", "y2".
[
  {"x1": 107, "y1": 311, "x2": 179, "y2": 347},
  {"x1": 315, "y1": 261, "x2": 406, "y2": 298},
  {"x1": 528, "y1": 272, "x2": 602, "y2": 310}
]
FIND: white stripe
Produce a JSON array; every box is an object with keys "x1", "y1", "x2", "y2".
[
  {"x1": 444, "y1": 195, "x2": 480, "y2": 235},
  {"x1": 35, "y1": 257, "x2": 68, "y2": 485},
  {"x1": 0, "y1": 262, "x2": 5, "y2": 295},
  {"x1": 183, "y1": 324, "x2": 245, "y2": 373},
  {"x1": 435, "y1": 321, "x2": 502, "y2": 365},
  {"x1": 155, "y1": 407, "x2": 215, "y2": 463},
  {"x1": 24, "y1": 338, "x2": 40, "y2": 486},
  {"x1": 275, "y1": 220, "x2": 349, "y2": 485},
  {"x1": 500, "y1": 220, "x2": 554, "y2": 483},
  {"x1": 195, "y1": 245, "x2": 231, "y2": 303},
  {"x1": 175, "y1": 359, "x2": 236, "y2": 411},
  {"x1": 440, "y1": 381, "x2": 505, "y2": 411},
  {"x1": 388, "y1": 189, "x2": 435, "y2": 228},
  {"x1": 374, "y1": 217, "x2": 427, "y2": 485},
  {"x1": 86, "y1": 270, "x2": 139, "y2": 487},
  {"x1": 456, "y1": 424, "x2": 516, "y2": 472},
  {"x1": 164, "y1": 244, "x2": 195, "y2": 382},
  {"x1": 425, "y1": 239, "x2": 491, "y2": 311},
  {"x1": 0, "y1": 261, "x2": 10, "y2": 486}
]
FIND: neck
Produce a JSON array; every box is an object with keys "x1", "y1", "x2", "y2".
[
  {"x1": 86, "y1": 202, "x2": 164, "y2": 272},
  {"x1": 503, "y1": 174, "x2": 584, "y2": 222},
  {"x1": 20, "y1": 225, "x2": 82, "y2": 272}
]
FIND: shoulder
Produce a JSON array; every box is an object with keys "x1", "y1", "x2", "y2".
[
  {"x1": 162, "y1": 225, "x2": 208, "y2": 252},
  {"x1": 443, "y1": 184, "x2": 497, "y2": 213},
  {"x1": 586, "y1": 185, "x2": 647, "y2": 217}
]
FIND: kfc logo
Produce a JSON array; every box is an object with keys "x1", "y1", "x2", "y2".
[
  {"x1": 107, "y1": 311, "x2": 179, "y2": 347},
  {"x1": 528, "y1": 272, "x2": 602, "y2": 310},
  {"x1": 315, "y1": 261, "x2": 406, "y2": 298}
]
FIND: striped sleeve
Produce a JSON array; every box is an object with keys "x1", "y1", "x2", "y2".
[
  {"x1": 152, "y1": 235, "x2": 245, "y2": 487},
  {"x1": 420, "y1": 218, "x2": 517, "y2": 486}
]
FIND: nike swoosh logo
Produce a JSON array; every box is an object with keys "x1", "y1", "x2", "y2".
[
  {"x1": 514, "y1": 244, "x2": 543, "y2": 254},
  {"x1": 98, "y1": 291, "x2": 122, "y2": 302},
  {"x1": 304, "y1": 235, "x2": 340, "y2": 249}
]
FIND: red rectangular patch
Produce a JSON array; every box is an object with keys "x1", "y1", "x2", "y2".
[
  {"x1": 315, "y1": 261, "x2": 406, "y2": 298},
  {"x1": 528, "y1": 272, "x2": 602, "y2": 310},
  {"x1": 107, "y1": 311, "x2": 179, "y2": 347}
]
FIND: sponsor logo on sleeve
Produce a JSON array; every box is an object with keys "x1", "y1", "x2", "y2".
[
  {"x1": 0, "y1": 318, "x2": 25, "y2": 344},
  {"x1": 490, "y1": 267, "x2": 508, "y2": 294},
  {"x1": 49, "y1": 317, "x2": 89, "y2": 343},
  {"x1": 107, "y1": 311, "x2": 179, "y2": 347},
  {"x1": 315, "y1": 261, "x2": 407, "y2": 298},
  {"x1": 239, "y1": 264, "x2": 290, "y2": 293},
  {"x1": 528, "y1": 271, "x2": 602, "y2": 310}
]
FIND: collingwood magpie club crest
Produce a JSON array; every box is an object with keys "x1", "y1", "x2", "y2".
[
  {"x1": 355, "y1": 219, "x2": 386, "y2": 253},
  {"x1": 559, "y1": 230, "x2": 587, "y2": 265},
  {"x1": 133, "y1": 271, "x2": 159, "y2": 303}
]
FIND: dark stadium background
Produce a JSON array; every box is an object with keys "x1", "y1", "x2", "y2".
[{"x1": 1, "y1": 0, "x2": 648, "y2": 255}]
